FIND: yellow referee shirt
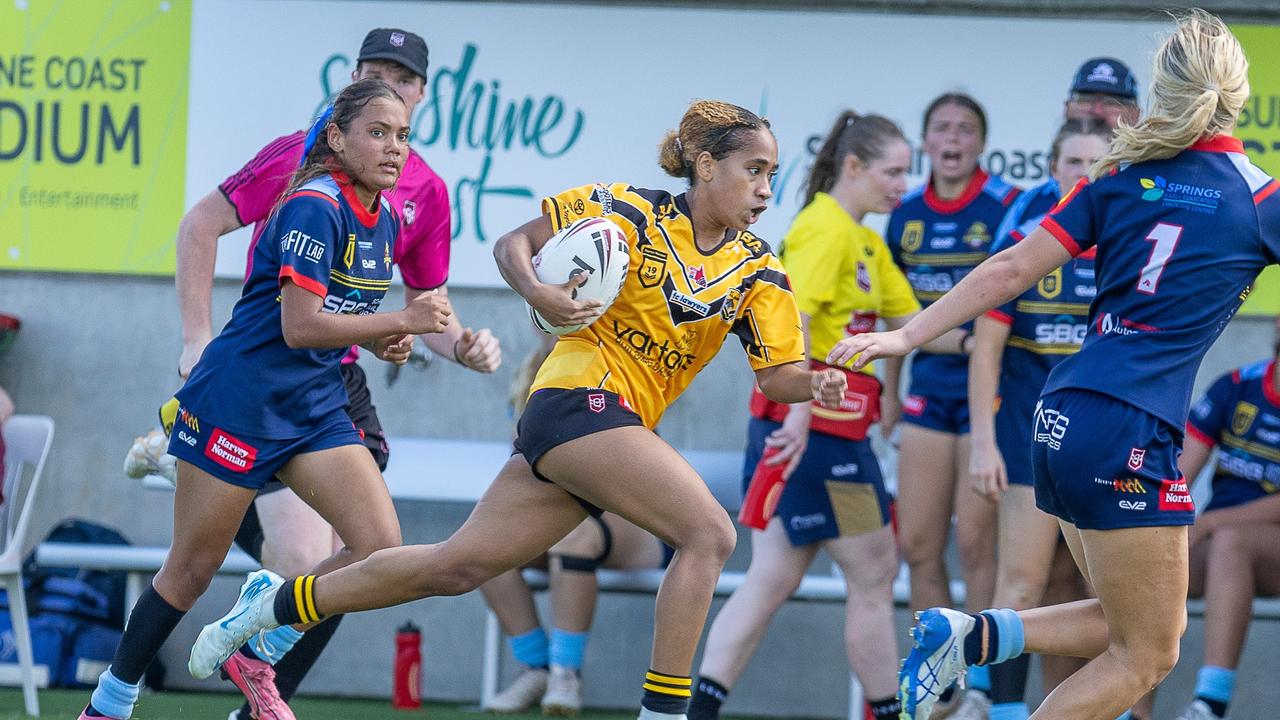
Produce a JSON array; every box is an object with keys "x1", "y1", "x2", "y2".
[{"x1": 781, "y1": 192, "x2": 920, "y2": 376}]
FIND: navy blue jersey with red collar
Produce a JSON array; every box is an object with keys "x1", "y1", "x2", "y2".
[
  {"x1": 1041, "y1": 136, "x2": 1280, "y2": 429},
  {"x1": 987, "y1": 220, "x2": 1096, "y2": 437},
  {"x1": 888, "y1": 168, "x2": 1019, "y2": 397},
  {"x1": 1187, "y1": 360, "x2": 1280, "y2": 510},
  {"x1": 993, "y1": 178, "x2": 1059, "y2": 254},
  {"x1": 177, "y1": 174, "x2": 398, "y2": 437}
]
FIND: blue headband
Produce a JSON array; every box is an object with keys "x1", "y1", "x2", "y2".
[{"x1": 300, "y1": 104, "x2": 336, "y2": 166}]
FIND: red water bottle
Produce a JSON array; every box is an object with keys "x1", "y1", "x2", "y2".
[{"x1": 393, "y1": 621, "x2": 422, "y2": 709}]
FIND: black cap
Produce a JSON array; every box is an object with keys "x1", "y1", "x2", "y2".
[
  {"x1": 357, "y1": 28, "x2": 428, "y2": 80},
  {"x1": 1070, "y1": 57, "x2": 1138, "y2": 99}
]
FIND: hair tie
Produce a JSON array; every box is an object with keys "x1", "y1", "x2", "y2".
[
  {"x1": 845, "y1": 115, "x2": 856, "y2": 128},
  {"x1": 301, "y1": 104, "x2": 336, "y2": 166},
  {"x1": 674, "y1": 137, "x2": 684, "y2": 154}
]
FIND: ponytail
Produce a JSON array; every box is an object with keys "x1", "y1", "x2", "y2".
[
  {"x1": 802, "y1": 110, "x2": 906, "y2": 207},
  {"x1": 1092, "y1": 10, "x2": 1248, "y2": 179}
]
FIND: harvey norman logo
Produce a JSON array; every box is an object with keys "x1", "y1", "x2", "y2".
[{"x1": 1139, "y1": 176, "x2": 1222, "y2": 214}]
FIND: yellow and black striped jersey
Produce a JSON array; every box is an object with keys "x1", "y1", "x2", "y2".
[{"x1": 533, "y1": 183, "x2": 805, "y2": 428}]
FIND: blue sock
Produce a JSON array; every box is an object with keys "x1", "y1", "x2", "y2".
[
  {"x1": 248, "y1": 624, "x2": 305, "y2": 665},
  {"x1": 989, "y1": 608, "x2": 1025, "y2": 664},
  {"x1": 1195, "y1": 665, "x2": 1235, "y2": 715},
  {"x1": 968, "y1": 664, "x2": 991, "y2": 693},
  {"x1": 509, "y1": 628, "x2": 549, "y2": 669},
  {"x1": 1114, "y1": 712, "x2": 1132, "y2": 720},
  {"x1": 90, "y1": 667, "x2": 139, "y2": 719},
  {"x1": 550, "y1": 628, "x2": 589, "y2": 671},
  {"x1": 989, "y1": 702, "x2": 1029, "y2": 720}
]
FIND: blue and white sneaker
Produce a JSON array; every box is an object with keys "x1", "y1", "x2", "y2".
[
  {"x1": 189, "y1": 569, "x2": 284, "y2": 679},
  {"x1": 898, "y1": 608, "x2": 974, "y2": 719}
]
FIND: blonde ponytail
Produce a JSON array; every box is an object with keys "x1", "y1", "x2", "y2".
[{"x1": 1092, "y1": 9, "x2": 1249, "y2": 179}]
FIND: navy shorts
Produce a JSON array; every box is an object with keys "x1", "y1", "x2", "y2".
[
  {"x1": 167, "y1": 404, "x2": 362, "y2": 491},
  {"x1": 901, "y1": 392, "x2": 970, "y2": 435},
  {"x1": 514, "y1": 387, "x2": 646, "y2": 517},
  {"x1": 1031, "y1": 388, "x2": 1195, "y2": 530},
  {"x1": 996, "y1": 403, "x2": 1035, "y2": 487},
  {"x1": 743, "y1": 418, "x2": 892, "y2": 547}
]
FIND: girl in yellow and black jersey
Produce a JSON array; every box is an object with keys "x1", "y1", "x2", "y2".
[
  {"x1": 689, "y1": 111, "x2": 971, "y2": 720},
  {"x1": 188, "y1": 100, "x2": 848, "y2": 720}
]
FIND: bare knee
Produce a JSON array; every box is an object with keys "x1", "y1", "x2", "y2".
[
  {"x1": 671, "y1": 512, "x2": 736, "y2": 566},
  {"x1": 550, "y1": 520, "x2": 605, "y2": 559},
  {"x1": 342, "y1": 525, "x2": 403, "y2": 563},
  {"x1": 900, "y1": 531, "x2": 944, "y2": 571},
  {"x1": 155, "y1": 551, "x2": 225, "y2": 607},
  {"x1": 996, "y1": 573, "x2": 1043, "y2": 610},
  {"x1": 1208, "y1": 525, "x2": 1251, "y2": 567},
  {"x1": 1112, "y1": 619, "x2": 1185, "y2": 689},
  {"x1": 956, "y1": 526, "x2": 995, "y2": 573}
]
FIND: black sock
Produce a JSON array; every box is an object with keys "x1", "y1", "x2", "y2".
[
  {"x1": 868, "y1": 695, "x2": 902, "y2": 720},
  {"x1": 990, "y1": 653, "x2": 1030, "y2": 704},
  {"x1": 642, "y1": 669, "x2": 692, "y2": 714},
  {"x1": 232, "y1": 502, "x2": 266, "y2": 563},
  {"x1": 110, "y1": 585, "x2": 187, "y2": 684},
  {"x1": 688, "y1": 676, "x2": 728, "y2": 720},
  {"x1": 273, "y1": 575, "x2": 321, "y2": 625},
  {"x1": 962, "y1": 612, "x2": 999, "y2": 666},
  {"x1": 1197, "y1": 696, "x2": 1228, "y2": 717},
  {"x1": 938, "y1": 685, "x2": 956, "y2": 703}
]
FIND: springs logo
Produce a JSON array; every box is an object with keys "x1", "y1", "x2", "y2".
[
  {"x1": 1139, "y1": 176, "x2": 1166, "y2": 201},
  {"x1": 1139, "y1": 175, "x2": 1222, "y2": 214}
]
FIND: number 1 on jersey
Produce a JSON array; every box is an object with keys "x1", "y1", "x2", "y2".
[{"x1": 1137, "y1": 222, "x2": 1182, "y2": 295}]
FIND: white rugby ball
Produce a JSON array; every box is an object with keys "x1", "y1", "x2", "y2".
[{"x1": 528, "y1": 217, "x2": 630, "y2": 335}]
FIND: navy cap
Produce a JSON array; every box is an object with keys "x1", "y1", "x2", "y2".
[
  {"x1": 1070, "y1": 57, "x2": 1138, "y2": 99},
  {"x1": 357, "y1": 28, "x2": 428, "y2": 80}
]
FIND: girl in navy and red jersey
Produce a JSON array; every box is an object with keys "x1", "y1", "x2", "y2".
[
  {"x1": 78, "y1": 79, "x2": 452, "y2": 720},
  {"x1": 834, "y1": 11, "x2": 1280, "y2": 719},
  {"x1": 884, "y1": 92, "x2": 1018, "y2": 713},
  {"x1": 966, "y1": 119, "x2": 1111, "y2": 720}
]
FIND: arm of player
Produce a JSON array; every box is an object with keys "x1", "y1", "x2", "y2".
[
  {"x1": 279, "y1": 281, "x2": 451, "y2": 349},
  {"x1": 763, "y1": 314, "x2": 814, "y2": 480},
  {"x1": 967, "y1": 315, "x2": 1012, "y2": 499},
  {"x1": 175, "y1": 190, "x2": 245, "y2": 376},
  {"x1": 827, "y1": 228, "x2": 1072, "y2": 368},
  {"x1": 754, "y1": 363, "x2": 845, "y2": 408},
  {"x1": 493, "y1": 214, "x2": 602, "y2": 328},
  {"x1": 407, "y1": 284, "x2": 502, "y2": 373}
]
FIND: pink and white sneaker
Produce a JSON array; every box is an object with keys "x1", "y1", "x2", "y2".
[
  {"x1": 78, "y1": 708, "x2": 122, "y2": 720},
  {"x1": 220, "y1": 652, "x2": 296, "y2": 720}
]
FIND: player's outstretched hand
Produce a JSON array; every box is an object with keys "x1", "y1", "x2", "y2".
[
  {"x1": 456, "y1": 328, "x2": 502, "y2": 373},
  {"x1": 403, "y1": 290, "x2": 453, "y2": 335},
  {"x1": 811, "y1": 368, "x2": 847, "y2": 409},
  {"x1": 827, "y1": 329, "x2": 914, "y2": 369},
  {"x1": 528, "y1": 275, "x2": 604, "y2": 328},
  {"x1": 371, "y1": 334, "x2": 414, "y2": 365}
]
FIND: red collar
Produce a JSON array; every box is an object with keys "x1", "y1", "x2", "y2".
[
  {"x1": 330, "y1": 170, "x2": 381, "y2": 228},
  {"x1": 1189, "y1": 135, "x2": 1244, "y2": 154},
  {"x1": 1265, "y1": 360, "x2": 1280, "y2": 408},
  {"x1": 924, "y1": 168, "x2": 988, "y2": 214}
]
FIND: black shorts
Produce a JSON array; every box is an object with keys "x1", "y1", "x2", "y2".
[
  {"x1": 257, "y1": 362, "x2": 389, "y2": 496},
  {"x1": 513, "y1": 387, "x2": 646, "y2": 517}
]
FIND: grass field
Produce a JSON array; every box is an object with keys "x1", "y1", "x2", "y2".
[{"x1": 0, "y1": 688, "x2": 652, "y2": 720}]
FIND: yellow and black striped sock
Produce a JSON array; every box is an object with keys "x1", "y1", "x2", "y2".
[
  {"x1": 641, "y1": 669, "x2": 692, "y2": 714},
  {"x1": 272, "y1": 575, "x2": 322, "y2": 625}
]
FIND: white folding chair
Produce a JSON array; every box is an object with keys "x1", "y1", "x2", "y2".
[{"x1": 1, "y1": 415, "x2": 55, "y2": 717}]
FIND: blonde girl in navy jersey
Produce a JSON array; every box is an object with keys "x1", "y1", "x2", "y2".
[
  {"x1": 833, "y1": 11, "x2": 1277, "y2": 719},
  {"x1": 77, "y1": 79, "x2": 454, "y2": 720},
  {"x1": 190, "y1": 100, "x2": 848, "y2": 720},
  {"x1": 968, "y1": 119, "x2": 1111, "y2": 720},
  {"x1": 886, "y1": 92, "x2": 1018, "y2": 714}
]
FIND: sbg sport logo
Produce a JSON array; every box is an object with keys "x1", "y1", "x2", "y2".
[{"x1": 1033, "y1": 402, "x2": 1070, "y2": 450}]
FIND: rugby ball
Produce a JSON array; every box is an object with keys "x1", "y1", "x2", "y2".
[{"x1": 528, "y1": 217, "x2": 630, "y2": 335}]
